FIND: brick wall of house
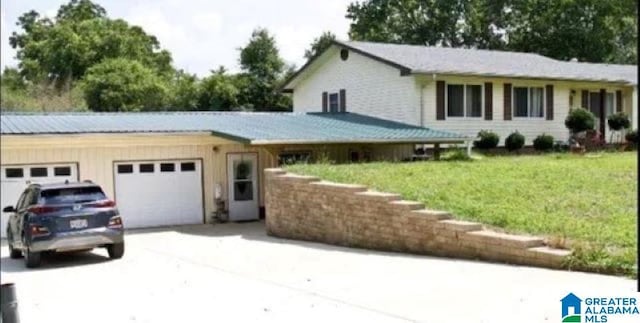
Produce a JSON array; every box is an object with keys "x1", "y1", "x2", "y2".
[{"x1": 264, "y1": 168, "x2": 571, "y2": 269}]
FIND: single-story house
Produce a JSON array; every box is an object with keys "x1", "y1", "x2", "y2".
[
  {"x1": 0, "y1": 112, "x2": 471, "y2": 235},
  {"x1": 283, "y1": 41, "x2": 638, "y2": 144}
]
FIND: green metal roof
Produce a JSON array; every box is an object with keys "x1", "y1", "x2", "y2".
[{"x1": 0, "y1": 112, "x2": 472, "y2": 144}]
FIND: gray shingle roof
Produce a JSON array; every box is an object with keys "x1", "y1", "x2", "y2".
[
  {"x1": 0, "y1": 112, "x2": 472, "y2": 144},
  {"x1": 287, "y1": 40, "x2": 637, "y2": 87}
]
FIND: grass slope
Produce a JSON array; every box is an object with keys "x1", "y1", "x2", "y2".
[{"x1": 287, "y1": 152, "x2": 637, "y2": 276}]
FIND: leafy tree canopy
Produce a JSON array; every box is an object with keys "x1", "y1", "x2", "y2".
[
  {"x1": 347, "y1": 0, "x2": 637, "y2": 64},
  {"x1": 304, "y1": 31, "x2": 337, "y2": 59},
  {"x1": 82, "y1": 58, "x2": 168, "y2": 112},
  {"x1": 9, "y1": 0, "x2": 173, "y2": 86}
]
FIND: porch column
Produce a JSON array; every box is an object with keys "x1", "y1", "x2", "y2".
[
  {"x1": 466, "y1": 140, "x2": 472, "y2": 157},
  {"x1": 433, "y1": 143, "x2": 441, "y2": 161},
  {"x1": 599, "y1": 88, "x2": 606, "y2": 141},
  {"x1": 633, "y1": 86, "x2": 638, "y2": 130}
]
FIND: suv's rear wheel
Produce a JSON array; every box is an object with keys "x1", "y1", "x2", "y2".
[
  {"x1": 24, "y1": 248, "x2": 41, "y2": 268},
  {"x1": 7, "y1": 231, "x2": 22, "y2": 259},
  {"x1": 107, "y1": 242, "x2": 124, "y2": 259}
]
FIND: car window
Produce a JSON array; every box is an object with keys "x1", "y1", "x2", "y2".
[
  {"x1": 25, "y1": 190, "x2": 39, "y2": 207},
  {"x1": 40, "y1": 186, "x2": 107, "y2": 205}
]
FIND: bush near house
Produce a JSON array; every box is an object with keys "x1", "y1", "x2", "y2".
[
  {"x1": 607, "y1": 112, "x2": 631, "y2": 131},
  {"x1": 288, "y1": 152, "x2": 637, "y2": 276},
  {"x1": 533, "y1": 134, "x2": 555, "y2": 151},
  {"x1": 473, "y1": 130, "x2": 500, "y2": 149},
  {"x1": 565, "y1": 108, "x2": 596, "y2": 134},
  {"x1": 505, "y1": 131, "x2": 525, "y2": 151},
  {"x1": 625, "y1": 129, "x2": 638, "y2": 145}
]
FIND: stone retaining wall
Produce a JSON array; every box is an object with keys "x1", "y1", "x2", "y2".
[{"x1": 264, "y1": 168, "x2": 572, "y2": 269}]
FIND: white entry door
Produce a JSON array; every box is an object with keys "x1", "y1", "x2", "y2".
[
  {"x1": 114, "y1": 160, "x2": 203, "y2": 228},
  {"x1": 1, "y1": 163, "x2": 78, "y2": 238},
  {"x1": 227, "y1": 153, "x2": 259, "y2": 221}
]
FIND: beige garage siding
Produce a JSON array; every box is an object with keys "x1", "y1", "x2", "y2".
[{"x1": 0, "y1": 133, "x2": 279, "y2": 222}]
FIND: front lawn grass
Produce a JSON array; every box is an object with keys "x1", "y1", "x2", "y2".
[{"x1": 287, "y1": 152, "x2": 637, "y2": 276}]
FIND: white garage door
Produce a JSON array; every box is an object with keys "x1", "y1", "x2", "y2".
[
  {"x1": 114, "y1": 160, "x2": 203, "y2": 229},
  {"x1": 1, "y1": 163, "x2": 78, "y2": 238}
]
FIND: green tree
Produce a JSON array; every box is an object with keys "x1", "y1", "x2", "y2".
[
  {"x1": 9, "y1": 0, "x2": 173, "y2": 86},
  {"x1": 82, "y1": 58, "x2": 168, "y2": 112},
  {"x1": 238, "y1": 28, "x2": 291, "y2": 111},
  {"x1": 168, "y1": 70, "x2": 199, "y2": 110},
  {"x1": 304, "y1": 31, "x2": 337, "y2": 59},
  {"x1": 197, "y1": 67, "x2": 239, "y2": 111}
]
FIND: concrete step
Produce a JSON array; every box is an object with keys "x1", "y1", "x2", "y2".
[{"x1": 465, "y1": 230, "x2": 544, "y2": 248}]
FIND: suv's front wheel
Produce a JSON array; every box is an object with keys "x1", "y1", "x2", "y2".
[
  {"x1": 24, "y1": 248, "x2": 41, "y2": 268},
  {"x1": 107, "y1": 242, "x2": 124, "y2": 259}
]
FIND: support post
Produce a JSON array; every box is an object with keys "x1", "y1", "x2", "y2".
[
  {"x1": 433, "y1": 143, "x2": 441, "y2": 161},
  {"x1": 466, "y1": 141, "x2": 472, "y2": 157}
]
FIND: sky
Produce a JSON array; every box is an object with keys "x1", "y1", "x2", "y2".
[{"x1": 0, "y1": 0, "x2": 353, "y2": 76}]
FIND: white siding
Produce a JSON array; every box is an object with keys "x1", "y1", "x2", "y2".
[{"x1": 292, "y1": 49, "x2": 421, "y2": 125}]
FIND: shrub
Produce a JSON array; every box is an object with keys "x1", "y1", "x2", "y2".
[
  {"x1": 607, "y1": 112, "x2": 631, "y2": 131},
  {"x1": 442, "y1": 147, "x2": 472, "y2": 161},
  {"x1": 533, "y1": 134, "x2": 555, "y2": 151},
  {"x1": 505, "y1": 131, "x2": 525, "y2": 151},
  {"x1": 565, "y1": 108, "x2": 595, "y2": 134},
  {"x1": 473, "y1": 130, "x2": 500, "y2": 149},
  {"x1": 625, "y1": 129, "x2": 638, "y2": 144}
]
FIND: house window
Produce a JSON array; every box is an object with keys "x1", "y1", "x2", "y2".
[
  {"x1": 447, "y1": 84, "x2": 482, "y2": 118},
  {"x1": 606, "y1": 93, "x2": 614, "y2": 115},
  {"x1": 54, "y1": 166, "x2": 71, "y2": 176},
  {"x1": 329, "y1": 93, "x2": 339, "y2": 112},
  {"x1": 30, "y1": 167, "x2": 48, "y2": 177},
  {"x1": 160, "y1": 163, "x2": 175, "y2": 172},
  {"x1": 514, "y1": 86, "x2": 544, "y2": 118},
  {"x1": 5, "y1": 168, "x2": 24, "y2": 178},
  {"x1": 139, "y1": 164, "x2": 155, "y2": 173}
]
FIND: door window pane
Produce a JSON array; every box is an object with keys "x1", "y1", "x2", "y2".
[
  {"x1": 160, "y1": 163, "x2": 175, "y2": 172},
  {"x1": 117, "y1": 164, "x2": 133, "y2": 174},
  {"x1": 465, "y1": 85, "x2": 482, "y2": 117},
  {"x1": 530, "y1": 87, "x2": 544, "y2": 117},
  {"x1": 514, "y1": 87, "x2": 529, "y2": 117},
  {"x1": 30, "y1": 167, "x2": 48, "y2": 177},
  {"x1": 181, "y1": 162, "x2": 196, "y2": 172},
  {"x1": 234, "y1": 182, "x2": 253, "y2": 201},
  {"x1": 447, "y1": 84, "x2": 464, "y2": 117},
  {"x1": 139, "y1": 164, "x2": 154, "y2": 173},
  {"x1": 234, "y1": 161, "x2": 252, "y2": 180},
  {"x1": 5, "y1": 168, "x2": 24, "y2": 178},
  {"x1": 54, "y1": 167, "x2": 71, "y2": 176}
]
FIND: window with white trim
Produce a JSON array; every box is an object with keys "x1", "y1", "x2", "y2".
[
  {"x1": 447, "y1": 84, "x2": 482, "y2": 118},
  {"x1": 513, "y1": 86, "x2": 544, "y2": 118},
  {"x1": 329, "y1": 93, "x2": 339, "y2": 112}
]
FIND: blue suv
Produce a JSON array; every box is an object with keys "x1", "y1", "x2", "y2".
[{"x1": 3, "y1": 181, "x2": 125, "y2": 268}]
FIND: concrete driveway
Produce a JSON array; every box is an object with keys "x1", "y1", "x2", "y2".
[{"x1": 0, "y1": 222, "x2": 636, "y2": 323}]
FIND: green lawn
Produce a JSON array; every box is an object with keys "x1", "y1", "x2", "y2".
[{"x1": 287, "y1": 152, "x2": 638, "y2": 276}]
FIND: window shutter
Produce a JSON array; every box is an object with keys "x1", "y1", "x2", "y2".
[
  {"x1": 436, "y1": 81, "x2": 445, "y2": 120},
  {"x1": 599, "y1": 89, "x2": 606, "y2": 138},
  {"x1": 322, "y1": 92, "x2": 328, "y2": 112},
  {"x1": 616, "y1": 90, "x2": 622, "y2": 112},
  {"x1": 339, "y1": 89, "x2": 346, "y2": 112},
  {"x1": 581, "y1": 90, "x2": 589, "y2": 109},
  {"x1": 545, "y1": 84, "x2": 554, "y2": 120},
  {"x1": 503, "y1": 83, "x2": 512, "y2": 120},
  {"x1": 484, "y1": 82, "x2": 493, "y2": 120}
]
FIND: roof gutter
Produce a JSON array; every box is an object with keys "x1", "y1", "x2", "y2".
[
  {"x1": 410, "y1": 71, "x2": 633, "y2": 85},
  {"x1": 249, "y1": 137, "x2": 476, "y2": 145}
]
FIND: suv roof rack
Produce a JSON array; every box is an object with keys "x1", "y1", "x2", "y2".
[{"x1": 83, "y1": 180, "x2": 93, "y2": 183}]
